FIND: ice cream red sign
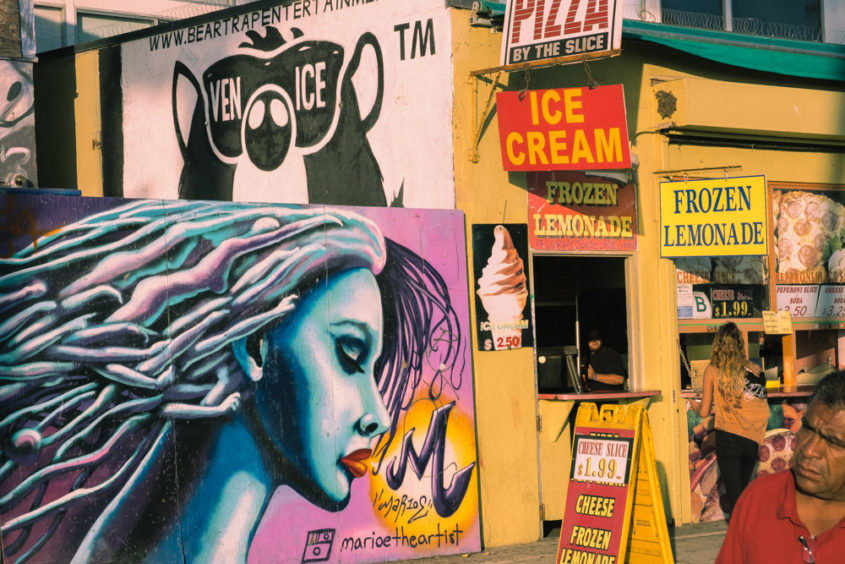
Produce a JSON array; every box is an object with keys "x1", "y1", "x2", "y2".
[{"x1": 496, "y1": 84, "x2": 631, "y2": 172}]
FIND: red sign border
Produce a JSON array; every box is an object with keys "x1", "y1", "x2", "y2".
[{"x1": 496, "y1": 84, "x2": 631, "y2": 172}]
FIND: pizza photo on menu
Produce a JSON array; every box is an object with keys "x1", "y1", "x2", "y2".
[
  {"x1": 711, "y1": 256, "x2": 766, "y2": 285},
  {"x1": 675, "y1": 256, "x2": 766, "y2": 286},
  {"x1": 773, "y1": 189, "x2": 845, "y2": 284}
]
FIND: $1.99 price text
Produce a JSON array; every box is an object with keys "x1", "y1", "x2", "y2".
[
  {"x1": 572, "y1": 437, "x2": 630, "y2": 486},
  {"x1": 712, "y1": 299, "x2": 751, "y2": 318}
]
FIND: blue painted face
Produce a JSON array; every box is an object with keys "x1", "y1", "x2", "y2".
[{"x1": 255, "y1": 267, "x2": 390, "y2": 503}]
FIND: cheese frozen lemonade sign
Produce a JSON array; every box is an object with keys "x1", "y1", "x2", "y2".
[
  {"x1": 660, "y1": 175, "x2": 768, "y2": 257},
  {"x1": 496, "y1": 85, "x2": 630, "y2": 172},
  {"x1": 557, "y1": 403, "x2": 674, "y2": 563}
]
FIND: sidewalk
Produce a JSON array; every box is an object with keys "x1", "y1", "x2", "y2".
[{"x1": 406, "y1": 520, "x2": 728, "y2": 563}]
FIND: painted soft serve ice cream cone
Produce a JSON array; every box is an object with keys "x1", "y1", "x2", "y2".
[{"x1": 477, "y1": 225, "x2": 528, "y2": 350}]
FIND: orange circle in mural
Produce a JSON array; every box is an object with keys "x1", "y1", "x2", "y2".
[{"x1": 368, "y1": 393, "x2": 479, "y2": 549}]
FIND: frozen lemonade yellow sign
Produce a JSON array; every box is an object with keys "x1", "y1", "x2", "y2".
[{"x1": 660, "y1": 175, "x2": 767, "y2": 257}]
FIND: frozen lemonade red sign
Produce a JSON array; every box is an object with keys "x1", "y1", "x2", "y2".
[
  {"x1": 496, "y1": 84, "x2": 630, "y2": 171},
  {"x1": 528, "y1": 171, "x2": 637, "y2": 251}
]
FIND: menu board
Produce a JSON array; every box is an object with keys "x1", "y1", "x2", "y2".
[
  {"x1": 816, "y1": 285, "x2": 845, "y2": 317},
  {"x1": 710, "y1": 285, "x2": 754, "y2": 319},
  {"x1": 776, "y1": 285, "x2": 820, "y2": 318},
  {"x1": 571, "y1": 435, "x2": 633, "y2": 486},
  {"x1": 557, "y1": 403, "x2": 673, "y2": 562},
  {"x1": 558, "y1": 427, "x2": 635, "y2": 561},
  {"x1": 674, "y1": 257, "x2": 766, "y2": 321},
  {"x1": 763, "y1": 310, "x2": 793, "y2": 334}
]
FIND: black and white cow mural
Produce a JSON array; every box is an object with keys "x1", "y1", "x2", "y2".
[{"x1": 114, "y1": 0, "x2": 453, "y2": 208}]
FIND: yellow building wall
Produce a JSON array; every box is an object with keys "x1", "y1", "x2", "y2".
[
  {"x1": 74, "y1": 50, "x2": 103, "y2": 197},
  {"x1": 447, "y1": 21, "x2": 691, "y2": 540},
  {"x1": 449, "y1": 15, "x2": 845, "y2": 538},
  {"x1": 652, "y1": 76, "x2": 845, "y2": 142},
  {"x1": 556, "y1": 47, "x2": 845, "y2": 527},
  {"x1": 450, "y1": 13, "x2": 543, "y2": 547},
  {"x1": 447, "y1": 15, "x2": 687, "y2": 542},
  {"x1": 642, "y1": 70, "x2": 845, "y2": 523}
]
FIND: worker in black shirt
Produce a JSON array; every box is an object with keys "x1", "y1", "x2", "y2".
[{"x1": 585, "y1": 329, "x2": 627, "y2": 391}]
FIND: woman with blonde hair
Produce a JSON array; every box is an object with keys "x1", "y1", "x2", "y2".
[{"x1": 694, "y1": 321, "x2": 768, "y2": 517}]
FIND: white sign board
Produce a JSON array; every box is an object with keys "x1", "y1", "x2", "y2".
[
  {"x1": 816, "y1": 285, "x2": 845, "y2": 318},
  {"x1": 763, "y1": 310, "x2": 793, "y2": 335},
  {"x1": 676, "y1": 283, "x2": 711, "y2": 319},
  {"x1": 500, "y1": 0, "x2": 624, "y2": 66},
  {"x1": 571, "y1": 436, "x2": 631, "y2": 486},
  {"x1": 776, "y1": 285, "x2": 819, "y2": 318},
  {"x1": 116, "y1": 0, "x2": 455, "y2": 209}
]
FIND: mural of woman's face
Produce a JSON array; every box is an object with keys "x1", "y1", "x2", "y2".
[{"x1": 254, "y1": 267, "x2": 390, "y2": 504}]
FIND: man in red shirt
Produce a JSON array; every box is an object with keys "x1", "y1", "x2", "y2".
[{"x1": 716, "y1": 370, "x2": 845, "y2": 563}]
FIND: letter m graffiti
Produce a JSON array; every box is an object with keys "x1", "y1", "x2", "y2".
[{"x1": 385, "y1": 402, "x2": 476, "y2": 517}]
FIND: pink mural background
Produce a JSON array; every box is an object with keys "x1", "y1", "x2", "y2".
[{"x1": 0, "y1": 193, "x2": 480, "y2": 564}]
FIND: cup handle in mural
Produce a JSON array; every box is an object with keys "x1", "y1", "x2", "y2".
[
  {"x1": 345, "y1": 32, "x2": 383, "y2": 133},
  {"x1": 171, "y1": 60, "x2": 200, "y2": 162},
  {"x1": 170, "y1": 61, "x2": 236, "y2": 200}
]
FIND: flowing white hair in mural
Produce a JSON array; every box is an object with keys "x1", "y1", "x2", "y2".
[{"x1": 0, "y1": 200, "x2": 463, "y2": 561}]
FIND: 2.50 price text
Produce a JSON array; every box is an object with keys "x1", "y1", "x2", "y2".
[
  {"x1": 779, "y1": 304, "x2": 809, "y2": 317},
  {"x1": 496, "y1": 335, "x2": 521, "y2": 349}
]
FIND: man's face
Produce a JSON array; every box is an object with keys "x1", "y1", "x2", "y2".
[
  {"x1": 792, "y1": 400, "x2": 845, "y2": 501},
  {"x1": 588, "y1": 339, "x2": 601, "y2": 352}
]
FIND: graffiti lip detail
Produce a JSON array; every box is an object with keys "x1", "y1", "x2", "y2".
[{"x1": 340, "y1": 449, "x2": 372, "y2": 478}]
